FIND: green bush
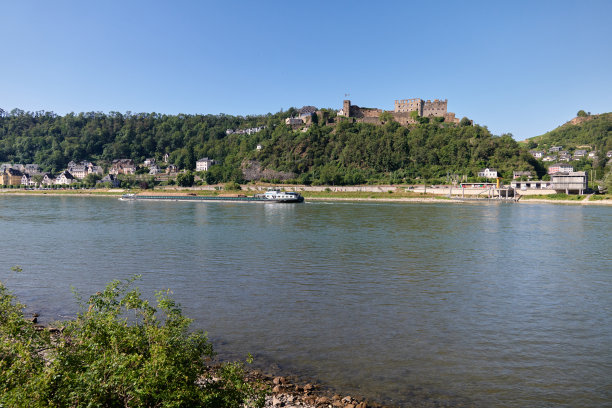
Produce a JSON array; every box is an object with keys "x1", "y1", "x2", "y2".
[{"x1": 0, "y1": 276, "x2": 266, "y2": 407}]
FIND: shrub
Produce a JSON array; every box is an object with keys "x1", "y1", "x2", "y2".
[{"x1": 0, "y1": 276, "x2": 266, "y2": 407}]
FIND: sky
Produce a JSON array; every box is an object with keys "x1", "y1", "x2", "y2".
[{"x1": 1, "y1": 0, "x2": 611, "y2": 140}]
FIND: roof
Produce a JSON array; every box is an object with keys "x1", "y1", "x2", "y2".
[
  {"x1": 298, "y1": 105, "x2": 317, "y2": 114},
  {"x1": 4, "y1": 168, "x2": 23, "y2": 176}
]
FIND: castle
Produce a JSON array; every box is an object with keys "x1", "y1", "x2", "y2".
[{"x1": 338, "y1": 98, "x2": 459, "y2": 125}]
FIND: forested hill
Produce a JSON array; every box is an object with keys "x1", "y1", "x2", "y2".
[
  {"x1": 0, "y1": 108, "x2": 540, "y2": 184},
  {"x1": 525, "y1": 112, "x2": 612, "y2": 153}
]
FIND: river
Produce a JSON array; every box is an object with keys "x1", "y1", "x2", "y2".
[{"x1": 0, "y1": 195, "x2": 610, "y2": 407}]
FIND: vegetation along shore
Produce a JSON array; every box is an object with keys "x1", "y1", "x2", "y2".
[
  {"x1": 1, "y1": 185, "x2": 611, "y2": 205},
  {"x1": 0, "y1": 275, "x2": 396, "y2": 408}
]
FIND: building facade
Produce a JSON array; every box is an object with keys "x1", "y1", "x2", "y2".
[
  {"x1": 196, "y1": 158, "x2": 215, "y2": 172},
  {"x1": 551, "y1": 172, "x2": 588, "y2": 194}
]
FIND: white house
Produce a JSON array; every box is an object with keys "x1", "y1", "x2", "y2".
[
  {"x1": 55, "y1": 171, "x2": 75, "y2": 185},
  {"x1": 477, "y1": 168, "x2": 498, "y2": 179},
  {"x1": 285, "y1": 117, "x2": 303, "y2": 126},
  {"x1": 42, "y1": 173, "x2": 55, "y2": 186},
  {"x1": 149, "y1": 164, "x2": 162, "y2": 175},
  {"x1": 548, "y1": 163, "x2": 574, "y2": 174},
  {"x1": 196, "y1": 158, "x2": 215, "y2": 172}
]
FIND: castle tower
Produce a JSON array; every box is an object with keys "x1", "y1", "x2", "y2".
[{"x1": 339, "y1": 100, "x2": 351, "y2": 117}]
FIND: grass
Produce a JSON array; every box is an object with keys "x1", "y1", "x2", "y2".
[
  {"x1": 299, "y1": 190, "x2": 440, "y2": 199},
  {"x1": 521, "y1": 193, "x2": 586, "y2": 201},
  {"x1": 589, "y1": 194, "x2": 612, "y2": 201},
  {"x1": 0, "y1": 188, "x2": 123, "y2": 196}
]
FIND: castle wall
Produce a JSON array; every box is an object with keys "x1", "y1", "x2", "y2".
[
  {"x1": 391, "y1": 111, "x2": 418, "y2": 125},
  {"x1": 422, "y1": 99, "x2": 447, "y2": 117},
  {"x1": 394, "y1": 98, "x2": 423, "y2": 115},
  {"x1": 349, "y1": 105, "x2": 382, "y2": 119}
]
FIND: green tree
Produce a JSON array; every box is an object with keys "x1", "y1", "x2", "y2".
[
  {"x1": 577, "y1": 110, "x2": 588, "y2": 117},
  {"x1": 176, "y1": 170, "x2": 194, "y2": 187},
  {"x1": 460, "y1": 117, "x2": 472, "y2": 126},
  {"x1": 82, "y1": 172, "x2": 102, "y2": 187},
  {"x1": 379, "y1": 111, "x2": 394, "y2": 124}
]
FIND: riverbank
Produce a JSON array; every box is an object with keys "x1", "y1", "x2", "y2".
[{"x1": 2, "y1": 187, "x2": 612, "y2": 205}]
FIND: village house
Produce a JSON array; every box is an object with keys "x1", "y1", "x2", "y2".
[
  {"x1": 530, "y1": 150, "x2": 545, "y2": 159},
  {"x1": 24, "y1": 164, "x2": 41, "y2": 175},
  {"x1": 542, "y1": 156, "x2": 556, "y2": 162},
  {"x1": 109, "y1": 159, "x2": 136, "y2": 175},
  {"x1": 0, "y1": 168, "x2": 23, "y2": 185},
  {"x1": 285, "y1": 117, "x2": 303, "y2": 126},
  {"x1": 55, "y1": 171, "x2": 75, "y2": 185},
  {"x1": 98, "y1": 174, "x2": 120, "y2": 187},
  {"x1": 573, "y1": 149, "x2": 587, "y2": 158},
  {"x1": 196, "y1": 157, "x2": 215, "y2": 172},
  {"x1": 144, "y1": 158, "x2": 156, "y2": 167},
  {"x1": 67, "y1": 161, "x2": 103, "y2": 179},
  {"x1": 149, "y1": 164, "x2": 162, "y2": 175},
  {"x1": 548, "y1": 163, "x2": 574, "y2": 174},
  {"x1": 11, "y1": 164, "x2": 25, "y2": 173},
  {"x1": 558, "y1": 153, "x2": 571, "y2": 162},
  {"x1": 68, "y1": 164, "x2": 88, "y2": 179},
  {"x1": 549, "y1": 146, "x2": 563, "y2": 152},
  {"x1": 20, "y1": 174, "x2": 37, "y2": 187},
  {"x1": 166, "y1": 164, "x2": 178, "y2": 174},
  {"x1": 512, "y1": 171, "x2": 532, "y2": 180},
  {"x1": 42, "y1": 173, "x2": 55, "y2": 186},
  {"x1": 477, "y1": 168, "x2": 498, "y2": 179},
  {"x1": 588, "y1": 151, "x2": 597, "y2": 158}
]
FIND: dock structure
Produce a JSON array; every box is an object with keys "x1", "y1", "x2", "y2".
[{"x1": 411, "y1": 185, "x2": 516, "y2": 201}]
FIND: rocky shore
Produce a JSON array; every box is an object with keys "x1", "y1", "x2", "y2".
[{"x1": 250, "y1": 372, "x2": 387, "y2": 408}]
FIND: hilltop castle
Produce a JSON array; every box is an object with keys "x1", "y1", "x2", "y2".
[{"x1": 338, "y1": 98, "x2": 460, "y2": 125}]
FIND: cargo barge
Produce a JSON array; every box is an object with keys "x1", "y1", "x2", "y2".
[{"x1": 119, "y1": 188, "x2": 304, "y2": 203}]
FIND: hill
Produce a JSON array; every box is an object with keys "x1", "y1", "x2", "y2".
[
  {"x1": 525, "y1": 112, "x2": 612, "y2": 153},
  {"x1": 0, "y1": 108, "x2": 540, "y2": 185}
]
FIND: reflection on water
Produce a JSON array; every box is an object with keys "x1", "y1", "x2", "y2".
[{"x1": 0, "y1": 196, "x2": 610, "y2": 407}]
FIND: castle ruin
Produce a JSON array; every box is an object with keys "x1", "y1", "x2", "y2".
[{"x1": 340, "y1": 98, "x2": 459, "y2": 125}]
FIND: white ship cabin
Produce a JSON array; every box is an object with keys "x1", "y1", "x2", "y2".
[{"x1": 263, "y1": 189, "x2": 299, "y2": 199}]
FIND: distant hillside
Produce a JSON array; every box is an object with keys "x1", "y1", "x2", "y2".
[
  {"x1": 0, "y1": 108, "x2": 540, "y2": 184},
  {"x1": 525, "y1": 112, "x2": 612, "y2": 153}
]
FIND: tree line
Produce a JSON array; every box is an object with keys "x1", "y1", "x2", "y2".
[{"x1": 0, "y1": 107, "x2": 546, "y2": 185}]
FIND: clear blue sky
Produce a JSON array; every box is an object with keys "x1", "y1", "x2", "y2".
[{"x1": 1, "y1": 0, "x2": 610, "y2": 140}]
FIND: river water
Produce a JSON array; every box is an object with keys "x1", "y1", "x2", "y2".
[{"x1": 0, "y1": 196, "x2": 610, "y2": 407}]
